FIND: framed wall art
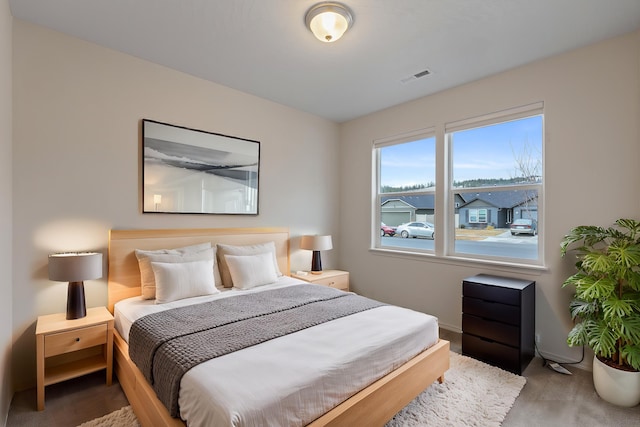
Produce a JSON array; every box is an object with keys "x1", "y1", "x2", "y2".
[{"x1": 142, "y1": 119, "x2": 260, "y2": 215}]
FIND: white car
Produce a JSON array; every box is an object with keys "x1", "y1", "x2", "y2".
[
  {"x1": 396, "y1": 222, "x2": 435, "y2": 239},
  {"x1": 510, "y1": 218, "x2": 538, "y2": 236}
]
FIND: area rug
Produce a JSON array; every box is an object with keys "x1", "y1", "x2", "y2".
[
  {"x1": 385, "y1": 351, "x2": 526, "y2": 426},
  {"x1": 78, "y1": 352, "x2": 525, "y2": 427},
  {"x1": 77, "y1": 405, "x2": 140, "y2": 427}
]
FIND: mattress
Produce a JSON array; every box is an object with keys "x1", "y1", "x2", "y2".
[{"x1": 114, "y1": 276, "x2": 439, "y2": 427}]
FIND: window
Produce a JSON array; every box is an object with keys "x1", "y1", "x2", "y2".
[
  {"x1": 449, "y1": 107, "x2": 543, "y2": 262},
  {"x1": 374, "y1": 103, "x2": 544, "y2": 266},
  {"x1": 468, "y1": 209, "x2": 487, "y2": 224},
  {"x1": 374, "y1": 130, "x2": 436, "y2": 253}
]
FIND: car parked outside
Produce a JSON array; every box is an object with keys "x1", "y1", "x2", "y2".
[
  {"x1": 396, "y1": 221, "x2": 435, "y2": 239},
  {"x1": 510, "y1": 218, "x2": 538, "y2": 236},
  {"x1": 381, "y1": 222, "x2": 396, "y2": 237}
]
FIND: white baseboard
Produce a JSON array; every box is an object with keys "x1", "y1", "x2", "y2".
[{"x1": 438, "y1": 323, "x2": 461, "y2": 334}]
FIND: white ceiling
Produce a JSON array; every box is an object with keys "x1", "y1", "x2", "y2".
[{"x1": 9, "y1": 0, "x2": 640, "y2": 123}]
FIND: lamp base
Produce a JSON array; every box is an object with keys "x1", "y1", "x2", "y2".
[
  {"x1": 67, "y1": 281, "x2": 87, "y2": 320},
  {"x1": 310, "y1": 250, "x2": 323, "y2": 275}
]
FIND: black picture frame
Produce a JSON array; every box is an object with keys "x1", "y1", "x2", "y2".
[{"x1": 142, "y1": 119, "x2": 260, "y2": 215}]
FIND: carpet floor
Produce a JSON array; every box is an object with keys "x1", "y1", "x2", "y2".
[{"x1": 78, "y1": 351, "x2": 526, "y2": 427}]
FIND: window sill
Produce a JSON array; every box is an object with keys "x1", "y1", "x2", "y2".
[{"x1": 369, "y1": 247, "x2": 548, "y2": 275}]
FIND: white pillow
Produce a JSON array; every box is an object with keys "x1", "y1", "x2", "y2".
[
  {"x1": 135, "y1": 244, "x2": 218, "y2": 299},
  {"x1": 216, "y1": 242, "x2": 282, "y2": 288},
  {"x1": 225, "y1": 253, "x2": 278, "y2": 290},
  {"x1": 151, "y1": 258, "x2": 219, "y2": 304},
  {"x1": 135, "y1": 242, "x2": 211, "y2": 259}
]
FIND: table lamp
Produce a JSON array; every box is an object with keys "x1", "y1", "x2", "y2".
[
  {"x1": 48, "y1": 252, "x2": 103, "y2": 320},
  {"x1": 300, "y1": 235, "x2": 332, "y2": 274}
]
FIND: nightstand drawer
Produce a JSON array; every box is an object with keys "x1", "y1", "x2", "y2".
[
  {"x1": 313, "y1": 274, "x2": 349, "y2": 290},
  {"x1": 44, "y1": 324, "x2": 107, "y2": 357}
]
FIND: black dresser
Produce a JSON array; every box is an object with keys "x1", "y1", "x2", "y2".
[{"x1": 462, "y1": 274, "x2": 535, "y2": 374}]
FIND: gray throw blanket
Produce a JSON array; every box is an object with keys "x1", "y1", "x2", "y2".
[{"x1": 129, "y1": 285, "x2": 386, "y2": 417}]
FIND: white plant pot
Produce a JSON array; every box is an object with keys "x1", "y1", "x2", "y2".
[{"x1": 592, "y1": 355, "x2": 640, "y2": 407}]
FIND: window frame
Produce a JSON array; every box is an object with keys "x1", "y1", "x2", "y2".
[
  {"x1": 372, "y1": 102, "x2": 544, "y2": 268},
  {"x1": 373, "y1": 128, "x2": 436, "y2": 253}
]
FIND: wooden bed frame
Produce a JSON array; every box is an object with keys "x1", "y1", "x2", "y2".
[{"x1": 107, "y1": 227, "x2": 450, "y2": 427}]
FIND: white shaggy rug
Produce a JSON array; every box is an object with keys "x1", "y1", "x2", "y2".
[
  {"x1": 77, "y1": 405, "x2": 140, "y2": 427},
  {"x1": 78, "y1": 352, "x2": 525, "y2": 427},
  {"x1": 385, "y1": 351, "x2": 526, "y2": 426}
]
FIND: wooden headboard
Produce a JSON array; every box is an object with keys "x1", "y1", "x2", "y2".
[{"x1": 107, "y1": 227, "x2": 290, "y2": 313}]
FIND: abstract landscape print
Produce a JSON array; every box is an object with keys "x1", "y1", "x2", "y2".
[{"x1": 142, "y1": 119, "x2": 259, "y2": 215}]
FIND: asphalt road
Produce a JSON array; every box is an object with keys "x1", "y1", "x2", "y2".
[{"x1": 381, "y1": 232, "x2": 538, "y2": 260}]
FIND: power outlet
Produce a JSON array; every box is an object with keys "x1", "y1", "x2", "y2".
[{"x1": 535, "y1": 333, "x2": 541, "y2": 343}]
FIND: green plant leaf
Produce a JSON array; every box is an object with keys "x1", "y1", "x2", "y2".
[
  {"x1": 586, "y1": 321, "x2": 618, "y2": 358},
  {"x1": 575, "y1": 276, "x2": 616, "y2": 301},
  {"x1": 602, "y1": 297, "x2": 636, "y2": 319},
  {"x1": 568, "y1": 298, "x2": 598, "y2": 321},
  {"x1": 562, "y1": 273, "x2": 585, "y2": 289},
  {"x1": 580, "y1": 251, "x2": 615, "y2": 274},
  {"x1": 620, "y1": 344, "x2": 640, "y2": 371},
  {"x1": 624, "y1": 271, "x2": 640, "y2": 292},
  {"x1": 616, "y1": 218, "x2": 640, "y2": 240},
  {"x1": 619, "y1": 316, "x2": 640, "y2": 344},
  {"x1": 567, "y1": 322, "x2": 588, "y2": 347},
  {"x1": 608, "y1": 241, "x2": 640, "y2": 269},
  {"x1": 560, "y1": 225, "x2": 607, "y2": 256}
]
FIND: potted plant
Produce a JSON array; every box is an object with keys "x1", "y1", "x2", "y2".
[{"x1": 560, "y1": 218, "x2": 640, "y2": 407}]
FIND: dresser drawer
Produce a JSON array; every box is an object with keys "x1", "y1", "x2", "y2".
[
  {"x1": 44, "y1": 324, "x2": 108, "y2": 358},
  {"x1": 462, "y1": 314, "x2": 520, "y2": 347},
  {"x1": 462, "y1": 333, "x2": 521, "y2": 373},
  {"x1": 313, "y1": 274, "x2": 349, "y2": 290},
  {"x1": 463, "y1": 281, "x2": 521, "y2": 305},
  {"x1": 463, "y1": 297, "x2": 521, "y2": 325}
]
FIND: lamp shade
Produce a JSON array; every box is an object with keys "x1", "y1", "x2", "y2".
[
  {"x1": 48, "y1": 252, "x2": 103, "y2": 282},
  {"x1": 300, "y1": 235, "x2": 333, "y2": 251}
]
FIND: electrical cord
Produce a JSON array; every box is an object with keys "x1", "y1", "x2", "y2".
[{"x1": 535, "y1": 341, "x2": 585, "y2": 368}]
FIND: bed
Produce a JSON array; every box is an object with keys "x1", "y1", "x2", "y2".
[{"x1": 107, "y1": 227, "x2": 450, "y2": 427}]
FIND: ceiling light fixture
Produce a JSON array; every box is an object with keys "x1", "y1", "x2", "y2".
[{"x1": 305, "y1": 2, "x2": 354, "y2": 43}]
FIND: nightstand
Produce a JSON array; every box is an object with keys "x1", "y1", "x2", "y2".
[
  {"x1": 462, "y1": 274, "x2": 535, "y2": 374},
  {"x1": 36, "y1": 306, "x2": 114, "y2": 411},
  {"x1": 292, "y1": 269, "x2": 350, "y2": 291}
]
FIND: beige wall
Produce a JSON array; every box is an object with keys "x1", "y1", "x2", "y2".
[
  {"x1": 339, "y1": 30, "x2": 640, "y2": 367},
  {"x1": 1, "y1": 0, "x2": 12, "y2": 422},
  {"x1": 11, "y1": 20, "x2": 341, "y2": 390}
]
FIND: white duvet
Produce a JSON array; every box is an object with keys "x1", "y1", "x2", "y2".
[{"x1": 114, "y1": 277, "x2": 439, "y2": 427}]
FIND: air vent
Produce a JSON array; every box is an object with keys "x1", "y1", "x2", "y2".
[{"x1": 400, "y1": 69, "x2": 431, "y2": 85}]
